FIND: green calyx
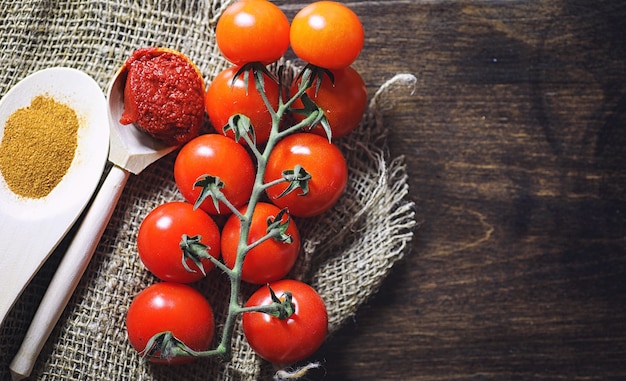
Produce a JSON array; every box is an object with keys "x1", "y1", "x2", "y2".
[{"x1": 179, "y1": 234, "x2": 212, "y2": 276}]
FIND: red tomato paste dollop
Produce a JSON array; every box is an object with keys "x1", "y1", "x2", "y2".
[{"x1": 120, "y1": 47, "x2": 205, "y2": 146}]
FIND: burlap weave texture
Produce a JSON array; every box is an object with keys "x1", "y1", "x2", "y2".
[{"x1": 0, "y1": 0, "x2": 416, "y2": 380}]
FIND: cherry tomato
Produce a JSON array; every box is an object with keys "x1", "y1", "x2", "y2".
[
  {"x1": 222, "y1": 202, "x2": 300, "y2": 284},
  {"x1": 126, "y1": 282, "x2": 214, "y2": 364},
  {"x1": 290, "y1": 1, "x2": 364, "y2": 69},
  {"x1": 216, "y1": 0, "x2": 290, "y2": 65},
  {"x1": 137, "y1": 201, "x2": 221, "y2": 283},
  {"x1": 205, "y1": 66, "x2": 280, "y2": 145},
  {"x1": 242, "y1": 279, "x2": 328, "y2": 364},
  {"x1": 264, "y1": 133, "x2": 348, "y2": 217},
  {"x1": 174, "y1": 133, "x2": 255, "y2": 215},
  {"x1": 292, "y1": 66, "x2": 367, "y2": 139}
]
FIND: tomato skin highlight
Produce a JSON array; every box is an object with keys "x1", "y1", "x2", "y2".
[
  {"x1": 216, "y1": 0, "x2": 290, "y2": 65},
  {"x1": 290, "y1": 1, "x2": 364, "y2": 69},
  {"x1": 174, "y1": 133, "x2": 255, "y2": 215},
  {"x1": 292, "y1": 66, "x2": 367, "y2": 139},
  {"x1": 205, "y1": 66, "x2": 280, "y2": 145},
  {"x1": 126, "y1": 282, "x2": 215, "y2": 364},
  {"x1": 242, "y1": 279, "x2": 328, "y2": 364},
  {"x1": 137, "y1": 201, "x2": 221, "y2": 283},
  {"x1": 264, "y1": 133, "x2": 348, "y2": 217},
  {"x1": 222, "y1": 202, "x2": 300, "y2": 284}
]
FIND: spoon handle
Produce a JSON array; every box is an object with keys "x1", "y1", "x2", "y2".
[{"x1": 9, "y1": 165, "x2": 130, "y2": 381}]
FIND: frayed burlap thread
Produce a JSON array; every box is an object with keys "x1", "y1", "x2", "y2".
[{"x1": 0, "y1": 1, "x2": 416, "y2": 380}]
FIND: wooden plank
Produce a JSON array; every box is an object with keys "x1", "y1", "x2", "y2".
[{"x1": 276, "y1": 0, "x2": 626, "y2": 379}]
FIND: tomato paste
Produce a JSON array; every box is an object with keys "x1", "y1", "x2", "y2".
[{"x1": 120, "y1": 47, "x2": 205, "y2": 145}]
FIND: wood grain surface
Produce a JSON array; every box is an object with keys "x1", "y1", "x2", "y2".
[{"x1": 275, "y1": 0, "x2": 626, "y2": 379}]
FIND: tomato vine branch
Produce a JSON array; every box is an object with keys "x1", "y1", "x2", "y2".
[{"x1": 142, "y1": 63, "x2": 327, "y2": 363}]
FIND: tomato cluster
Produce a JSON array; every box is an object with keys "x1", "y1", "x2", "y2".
[
  {"x1": 210, "y1": 0, "x2": 367, "y2": 141},
  {"x1": 126, "y1": 0, "x2": 366, "y2": 367}
]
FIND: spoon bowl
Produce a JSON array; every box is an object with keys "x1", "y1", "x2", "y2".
[{"x1": 0, "y1": 67, "x2": 109, "y2": 325}]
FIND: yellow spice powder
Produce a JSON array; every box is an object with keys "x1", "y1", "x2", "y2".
[{"x1": 0, "y1": 95, "x2": 79, "y2": 198}]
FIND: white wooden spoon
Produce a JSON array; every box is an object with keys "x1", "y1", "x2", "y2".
[
  {"x1": 9, "y1": 67, "x2": 179, "y2": 381},
  {"x1": 0, "y1": 67, "x2": 109, "y2": 326}
]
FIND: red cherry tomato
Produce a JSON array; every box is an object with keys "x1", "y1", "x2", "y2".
[
  {"x1": 126, "y1": 282, "x2": 214, "y2": 364},
  {"x1": 290, "y1": 1, "x2": 364, "y2": 69},
  {"x1": 174, "y1": 133, "x2": 255, "y2": 215},
  {"x1": 137, "y1": 201, "x2": 221, "y2": 283},
  {"x1": 292, "y1": 66, "x2": 367, "y2": 139},
  {"x1": 216, "y1": 0, "x2": 290, "y2": 65},
  {"x1": 242, "y1": 279, "x2": 328, "y2": 364},
  {"x1": 264, "y1": 133, "x2": 348, "y2": 217},
  {"x1": 205, "y1": 66, "x2": 280, "y2": 145},
  {"x1": 222, "y1": 202, "x2": 300, "y2": 284}
]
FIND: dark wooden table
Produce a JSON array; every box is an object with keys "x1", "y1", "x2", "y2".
[{"x1": 276, "y1": 0, "x2": 626, "y2": 379}]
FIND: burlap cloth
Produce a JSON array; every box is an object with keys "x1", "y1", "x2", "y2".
[{"x1": 0, "y1": 1, "x2": 416, "y2": 380}]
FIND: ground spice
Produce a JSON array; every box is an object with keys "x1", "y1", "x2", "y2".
[{"x1": 0, "y1": 95, "x2": 79, "y2": 198}]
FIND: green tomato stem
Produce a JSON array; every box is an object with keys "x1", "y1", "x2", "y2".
[
  {"x1": 145, "y1": 64, "x2": 326, "y2": 363},
  {"x1": 210, "y1": 65, "x2": 322, "y2": 361},
  {"x1": 234, "y1": 301, "x2": 282, "y2": 315},
  {"x1": 216, "y1": 189, "x2": 245, "y2": 220},
  {"x1": 203, "y1": 251, "x2": 234, "y2": 276}
]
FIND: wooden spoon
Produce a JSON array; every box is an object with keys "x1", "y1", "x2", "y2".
[
  {"x1": 0, "y1": 67, "x2": 109, "y2": 327},
  {"x1": 9, "y1": 65, "x2": 180, "y2": 380}
]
